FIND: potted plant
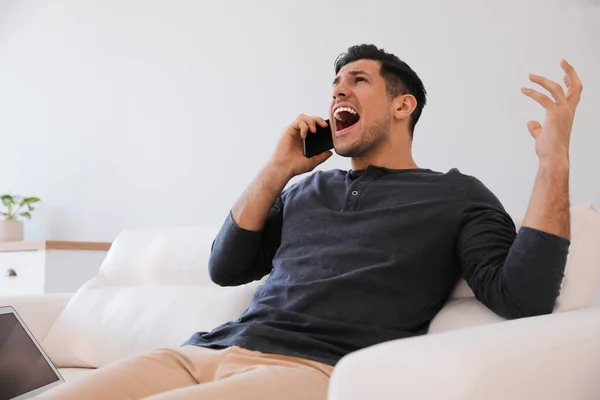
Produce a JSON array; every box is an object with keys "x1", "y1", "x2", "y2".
[{"x1": 0, "y1": 194, "x2": 41, "y2": 242}]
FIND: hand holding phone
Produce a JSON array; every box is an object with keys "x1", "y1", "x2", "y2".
[{"x1": 268, "y1": 115, "x2": 333, "y2": 179}]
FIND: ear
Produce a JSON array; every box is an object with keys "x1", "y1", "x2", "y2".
[{"x1": 392, "y1": 94, "x2": 417, "y2": 122}]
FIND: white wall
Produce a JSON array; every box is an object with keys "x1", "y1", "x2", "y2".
[{"x1": 0, "y1": 0, "x2": 599, "y2": 241}]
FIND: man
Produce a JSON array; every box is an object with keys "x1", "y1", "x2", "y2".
[{"x1": 39, "y1": 44, "x2": 583, "y2": 400}]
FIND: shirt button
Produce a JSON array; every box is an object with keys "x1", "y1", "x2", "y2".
[{"x1": 351, "y1": 190, "x2": 359, "y2": 196}]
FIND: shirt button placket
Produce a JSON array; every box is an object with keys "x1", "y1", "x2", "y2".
[{"x1": 347, "y1": 188, "x2": 361, "y2": 211}]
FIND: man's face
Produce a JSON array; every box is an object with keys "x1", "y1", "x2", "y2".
[{"x1": 330, "y1": 59, "x2": 392, "y2": 158}]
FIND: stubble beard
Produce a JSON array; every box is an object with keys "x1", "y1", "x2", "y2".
[{"x1": 335, "y1": 116, "x2": 391, "y2": 159}]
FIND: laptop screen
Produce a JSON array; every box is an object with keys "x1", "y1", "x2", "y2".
[{"x1": 0, "y1": 312, "x2": 60, "y2": 400}]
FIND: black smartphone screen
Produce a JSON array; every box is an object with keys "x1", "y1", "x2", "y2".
[{"x1": 303, "y1": 120, "x2": 333, "y2": 158}]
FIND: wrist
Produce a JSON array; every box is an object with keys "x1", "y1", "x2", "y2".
[
  {"x1": 263, "y1": 161, "x2": 293, "y2": 188},
  {"x1": 538, "y1": 156, "x2": 570, "y2": 171}
]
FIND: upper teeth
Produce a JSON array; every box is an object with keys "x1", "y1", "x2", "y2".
[{"x1": 334, "y1": 107, "x2": 357, "y2": 121}]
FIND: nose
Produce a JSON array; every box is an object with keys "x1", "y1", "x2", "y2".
[{"x1": 333, "y1": 82, "x2": 349, "y2": 100}]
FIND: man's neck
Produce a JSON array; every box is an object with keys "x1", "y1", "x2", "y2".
[
  {"x1": 350, "y1": 126, "x2": 419, "y2": 170},
  {"x1": 350, "y1": 147, "x2": 418, "y2": 171}
]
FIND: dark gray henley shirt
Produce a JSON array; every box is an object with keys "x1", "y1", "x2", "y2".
[{"x1": 183, "y1": 166, "x2": 569, "y2": 366}]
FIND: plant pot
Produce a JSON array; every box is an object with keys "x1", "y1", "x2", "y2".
[{"x1": 0, "y1": 220, "x2": 24, "y2": 242}]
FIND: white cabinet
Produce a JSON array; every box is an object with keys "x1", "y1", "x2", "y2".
[{"x1": 0, "y1": 241, "x2": 110, "y2": 295}]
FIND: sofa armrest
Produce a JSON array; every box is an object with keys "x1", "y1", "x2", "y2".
[
  {"x1": 329, "y1": 306, "x2": 600, "y2": 400},
  {"x1": 0, "y1": 293, "x2": 73, "y2": 341}
]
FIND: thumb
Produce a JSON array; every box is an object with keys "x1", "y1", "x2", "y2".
[
  {"x1": 312, "y1": 150, "x2": 333, "y2": 166},
  {"x1": 527, "y1": 121, "x2": 543, "y2": 139}
]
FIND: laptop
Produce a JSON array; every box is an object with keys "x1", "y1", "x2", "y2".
[{"x1": 0, "y1": 306, "x2": 64, "y2": 400}]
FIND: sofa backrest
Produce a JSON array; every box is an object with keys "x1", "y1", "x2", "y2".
[
  {"x1": 42, "y1": 224, "x2": 264, "y2": 368},
  {"x1": 42, "y1": 204, "x2": 600, "y2": 368}
]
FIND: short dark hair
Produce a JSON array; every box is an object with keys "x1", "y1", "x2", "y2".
[{"x1": 334, "y1": 44, "x2": 427, "y2": 136}]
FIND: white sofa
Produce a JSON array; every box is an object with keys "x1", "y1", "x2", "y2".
[{"x1": 3, "y1": 204, "x2": 600, "y2": 399}]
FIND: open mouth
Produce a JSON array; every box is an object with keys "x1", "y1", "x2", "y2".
[{"x1": 333, "y1": 106, "x2": 360, "y2": 134}]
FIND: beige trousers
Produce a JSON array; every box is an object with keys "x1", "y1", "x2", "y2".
[{"x1": 36, "y1": 345, "x2": 334, "y2": 400}]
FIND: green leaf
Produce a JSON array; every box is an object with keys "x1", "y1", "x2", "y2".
[
  {"x1": 19, "y1": 212, "x2": 32, "y2": 220},
  {"x1": 1, "y1": 195, "x2": 13, "y2": 207},
  {"x1": 21, "y1": 197, "x2": 40, "y2": 207}
]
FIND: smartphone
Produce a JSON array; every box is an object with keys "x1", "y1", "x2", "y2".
[{"x1": 303, "y1": 120, "x2": 334, "y2": 158}]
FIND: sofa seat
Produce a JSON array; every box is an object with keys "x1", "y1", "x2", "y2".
[{"x1": 58, "y1": 368, "x2": 96, "y2": 382}]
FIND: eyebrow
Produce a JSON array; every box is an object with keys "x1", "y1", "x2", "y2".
[{"x1": 332, "y1": 70, "x2": 372, "y2": 86}]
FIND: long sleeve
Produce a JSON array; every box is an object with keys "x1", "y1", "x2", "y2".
[
  {"x1": 456, "y1": 177, "x2": 570, "y2": 319},
  {"x1": 208, "y1": 197, "x2": 284, "y2": 286}
]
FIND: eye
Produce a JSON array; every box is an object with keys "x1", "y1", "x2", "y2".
[{"x1": 356, "y1": 77, "x2": 367, "y2": 83}]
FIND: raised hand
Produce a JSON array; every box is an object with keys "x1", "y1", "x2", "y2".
[{"x1": 521, "y1": 60, "x2": 583, "y2": 163}]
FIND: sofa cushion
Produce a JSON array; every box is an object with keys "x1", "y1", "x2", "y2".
[
  {"x1": 42, "y1": 224, "x2": 263, "y2": 368},
  {"x1": 440, "y1": 204, "x2": 600, "y2": 332},
  {"x1": 553, "y1": 204, "x2": 600, "y2": 311}
]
